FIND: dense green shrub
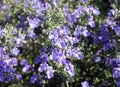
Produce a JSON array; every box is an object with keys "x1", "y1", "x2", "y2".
[{"x1": 0, "y1": 0, "x2": 120, "y2": 87}]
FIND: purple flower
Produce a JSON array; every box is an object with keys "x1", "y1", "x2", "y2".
[
  {"x1": 0, "y1": 69, "x2": 5, "y2": 82},
  {"x1": 78, "y1": 6, "x2": 86, "y2": 15},
  {"x1": 66, "y1": 48, "x2": 73, "y2": 57},
  {"x1": 113, "y1": 68, "x2": 120, "y2": 78},
  {"x1": 0, "y1": 27, "x2": 2, "y2": 37},
  {"x1": 20, "y1": 15, "x2": 26, "y2": 22},
  {"x1": 66, "y1": 14, "x2": 77, "y2": 23},
  {"x1": 73, "y1": 48, "x2": 83, "y2": 60},
  {"x1": 46, "y1": 66, "x2": 54, "y2": 79},
  {"x1": 2, "y1": 5, "x2": 9, "y2": 10},
  {"x1": 50, "y1": 48, "x2": 59, "y2": 62},
  {"x1": 64, "y1": 61, "x2": 75, "y2": 77},
  {"x1": 116, "y1": 78, "x2": 120, "y2": 87},
  {"x1": 49, "y1": 30, "x2": 58, "y2": 41},
  {"x1": 32, "y1": 1, "x2": 48, "y2": 14},
  {"x1": 50, "y1": 48, "x2": 66, "y2": 65},
  {"x1": 114, "y1": 26, "x2": 120, "y2": 36},
  {"x1": 34, "y1": 56, "x2": 41, "y2": 64},
  {"x1": 4, "y1": 54, "x2": 10, "y2": 59},
  {"x1": 38, "y1": 63, "x2": 54, "y2": 79},
  {"x1": 34, "y1": 52, "x2": 48, "y2": 64},
  {"x1": 12, "y1": 46, "x2": 20, "y2": 56},
  {"x1": 78, "y1": 0, "x2": 87, "y2": 3},
  {"x1": 57, "y1": 26, "x2": 70, "y2": 35},
  {"x1": 30, "y1": 74, "x2": 38, "y2": 83},
  {"x1": 0, "y1": 75, "x2": 5, "y2": 82},
  {"x1": 82, "y1": 29, "x2": 91, "y2": 37},
  {"x1": 73, "y1": 9, "x2": 80, "y2": 18},
  {"x1": 88, "y1": 16, "x2": 95, "y2": 28},
  {"x1": 38, "y1": 81, "x2": 43, "y2": 85},
  {"x1": 23, "y1": 0, "x2": 29, "y2": 8},
  {"x1": 19, "y1": 34, "x2": 25, "y2": 40},
  {"x1": 102, "y1": 42, "x2": 112, "y2": 51},
  {"x1": 57, "y1": 40, "x2": 66, "y2": 48},
  {"x1": 74, "y1": 26, "x2": 81, "y2": 37},
  {"x1": 5, "y1": 14, "x2": 11, "y2": 21},
  {"x1": 99, "y1": 23, "x2": 110, "y2": 43},
  {"x1": 4, "y1": 58, "x2": 18, "y2": 66},
  {"x1": 63, "y1": 5, "x2": 69, "y2": 17},
  {"x1": 81, "y1": 81, "x2": 89, "y2": 87},
  {"x1": 20, "y1": 59, "x2": 28, "y2": 66},
  {"x1": 28, "y1": 17, "x2": 40, "y2": 29},
  {"x1": 16, "y1": 23, "x2": 25, "y2": 29},
  {"x1": 0, "y1": 46, "x2": 4, "y2": 59},
  {"x1": 94, "y1": 56, "x2": 101, "y2": 63},
  {"x1": 92, "y1": 8, "x2": 100, "y2": 15},
  {"x1": 7, "y1": 75, "x2": 14, "y2": 82},
  {"x1": 105, "y1": 57, "x2": 112, "y2": 65},
  {"x1": 111, "y1": 58, "x2": 120, "y2": 82},
  {"x1": 10, "y1": 38, "x2": 14, "y2": 43},
  {"x1": 10, "y1": 58, "x2": 18, "y2": 66},
  {"x1": 22, "y1": 65, "x2": 31, "y2": 73},
  {"x1": 82, "y1": 26, "x2": 91, "y2": 37},
  {"x1": 100, "y1": 23, "x2": 107, "y2": 33},
  {"x1": 108, "y1": 10, "x2": 115, "y2": 16},
  {"x1": 38, "y1": 63, "x2": 48, "y2": 72},
  {"x1": 16, "y1": 74, "x2": 22, "y2": 81},
  {"x1": 28, "y1": 30, "x2": 36, "y2": 39},
  {"x1": 92, "y1": 35, "x2": 100, "y2": 44},
  {"x1": 41, "y1": 2, "x2": 49, "y2": 11},
  {"x1": 3, "y1": 59, "x2": 11, "y2": 65},
  {"x1": 40, "y1": 52, "x2": 48, "y2": 63},
  {"x1": 69, "y1": 36, "x2": 79, "y2": 44},
  {"x1": 111, "y1": 59, "x2": 119, "y2": 69},
  {"x1": 16, "y1": 38, "x2": 22, "y2": 44},
  {"x1": 3, "y1": 65, "x2": 15, "y2": 73}
]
